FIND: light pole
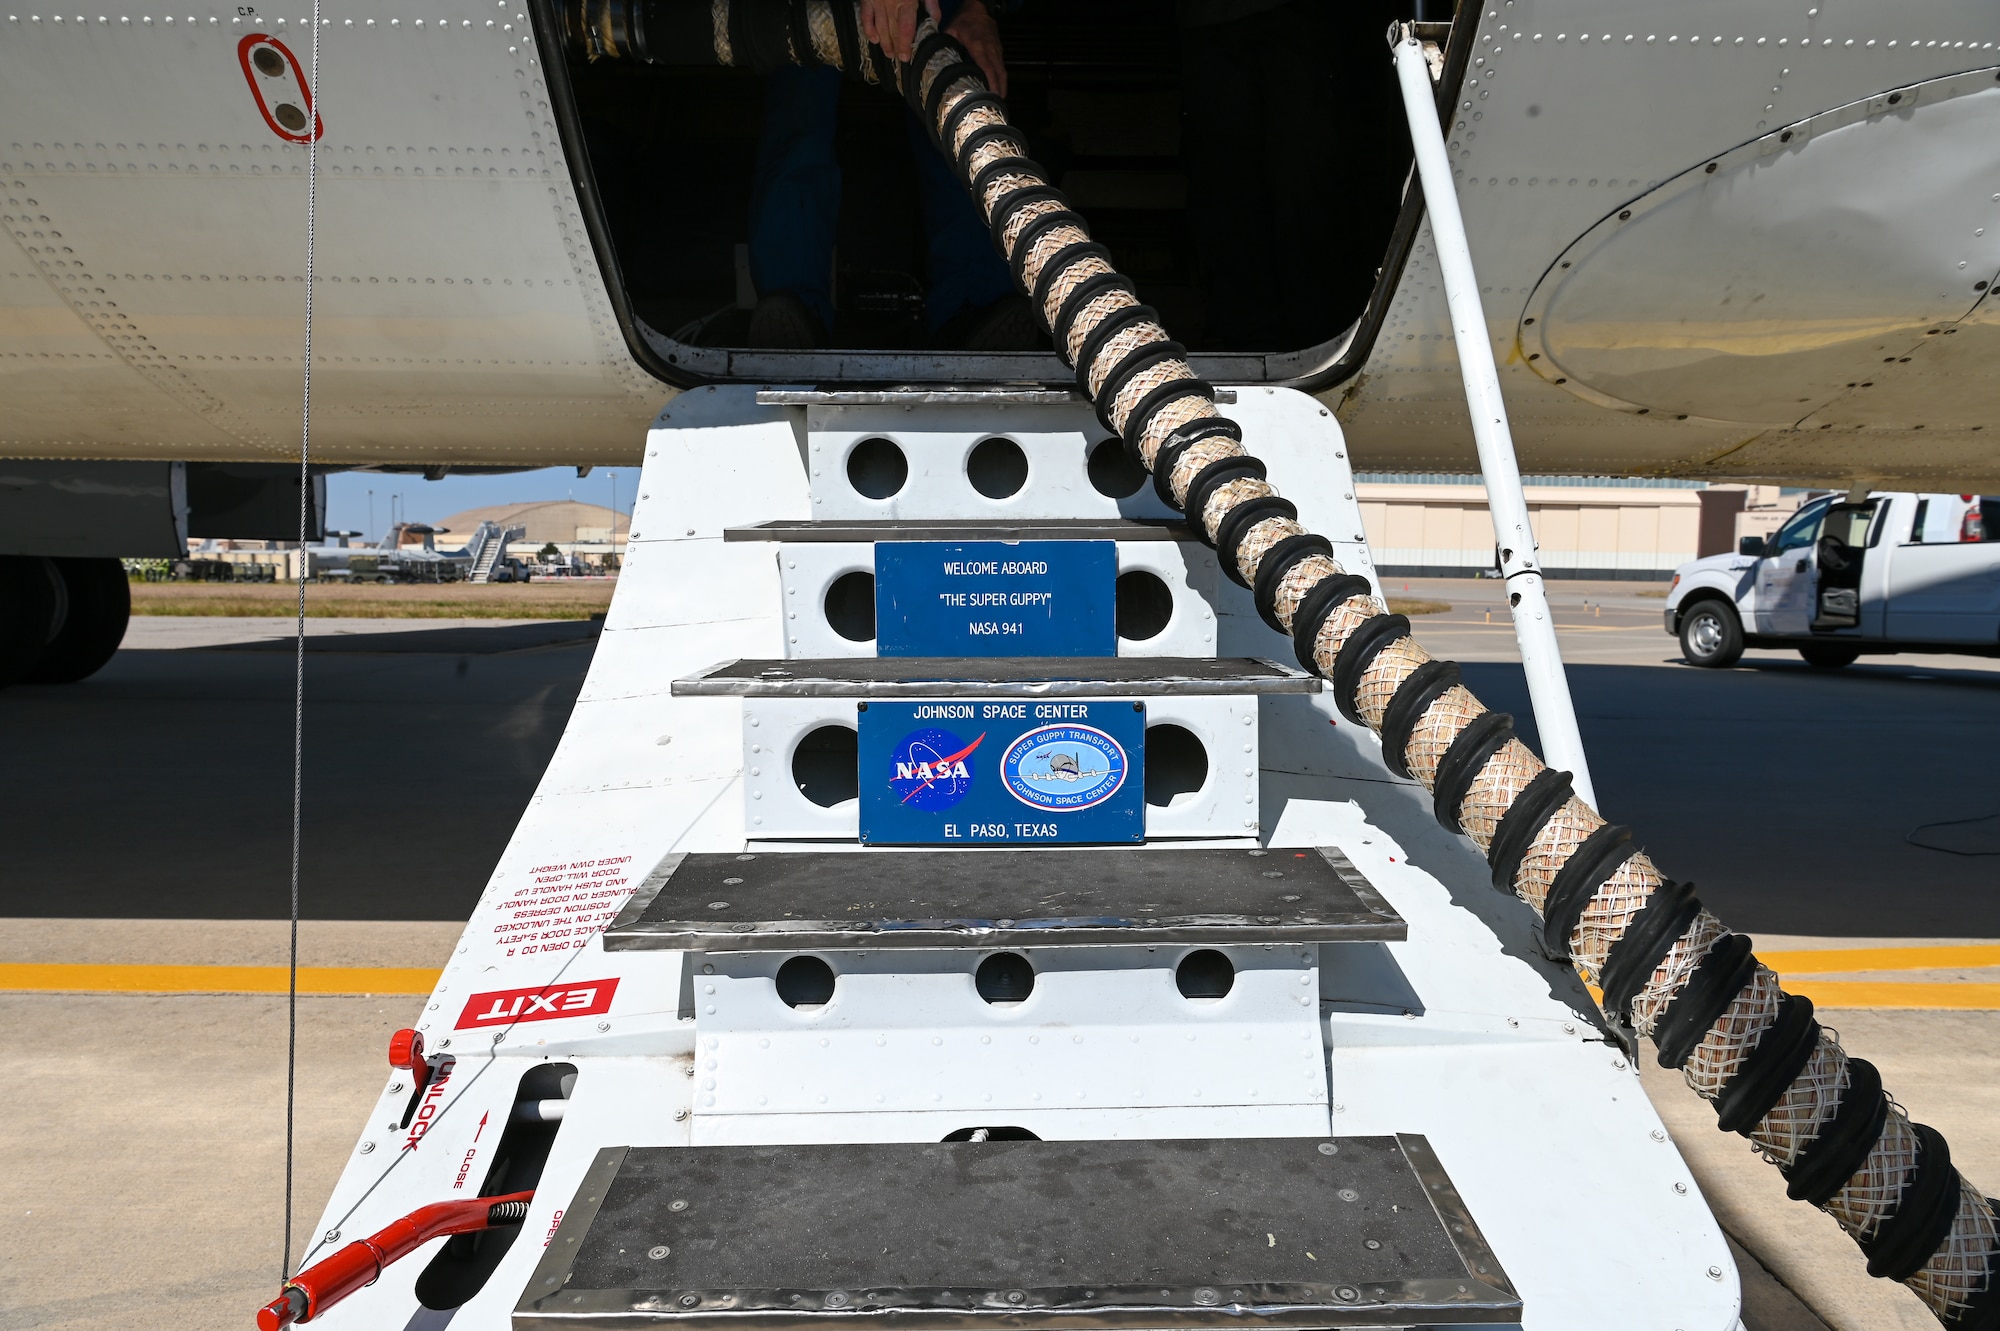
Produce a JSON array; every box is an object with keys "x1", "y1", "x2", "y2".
[
  {"x1": 367, "y1": 488, "x2": 375, "y2": 545},
  {"x1": 607, "y1": 470, "x2": 619, "y2": 566}
]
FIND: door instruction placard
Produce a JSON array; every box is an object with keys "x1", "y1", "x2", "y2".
[
  {"x1": 857, "y1": 698, "x2": 1145, "y2": 845},
  {"x1": 875, "y1": 540, "x2": 1116, "y2": 656}
]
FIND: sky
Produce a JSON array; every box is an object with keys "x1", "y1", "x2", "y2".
[{"x1": 324, "y1": 466, "x2": 633, "y2": 543}]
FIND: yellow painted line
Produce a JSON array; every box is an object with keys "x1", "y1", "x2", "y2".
[
  {"x1": 1759, "y1": 945, "x2": 2000, "y2": 975},
  {"x1": 0, "y1": 963, "x2": 441, "y2": 995},
  {"x1": 1780, "y1": 981, "x2": 2000, "y2": 1010}
]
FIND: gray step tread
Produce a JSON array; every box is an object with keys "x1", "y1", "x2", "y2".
[
  {"x1": 521, "y1": 1136, "x2": 1516, "y2": 1330},
  {"x1": 724, "y1": 519, "x2": 1197, "y2": 543},
  {"x1": 604, "y1": 847, "x2": 1403, "y2": 951},
  {"x1": 672, "y1": 657, "x2": 1317, "y2": 697}
]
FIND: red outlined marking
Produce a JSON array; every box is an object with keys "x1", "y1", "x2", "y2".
[
  {"x1": 455, "y1": 978, "x2": 620, "y2": 1029},
  {"x1": 236, "y1": 34, "x2": 323, "y2": 144}
]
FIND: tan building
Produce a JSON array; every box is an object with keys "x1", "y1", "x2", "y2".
[
  {"x1": 434, "y1": 500, "x2": 629, "y2": 565},
  {"x1": 1354, "y1": 478, "x2": 1808, "y2": 581}
]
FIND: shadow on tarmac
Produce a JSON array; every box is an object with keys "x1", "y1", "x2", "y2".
[{"x1": 3, "y1": 637, "x2": 1996, "y2": 934}]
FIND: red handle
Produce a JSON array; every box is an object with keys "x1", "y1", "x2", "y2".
[{"x1": 256, "y1": 1191, "x2": 533, "y2": 1328}]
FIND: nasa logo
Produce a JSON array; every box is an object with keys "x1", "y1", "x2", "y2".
[
  {"x1": 1000, "y1": 725, "x2": 1128, "y2": 812},
  {"x1": 887, "y1": 728, "x2": 985, "y2": 810}
]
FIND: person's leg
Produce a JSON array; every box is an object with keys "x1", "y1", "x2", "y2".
[
  {"x1": 906, "y1": 108, "x2": 1017, "y2": 338},
  {"x1": 748, "y1": 65, "x2": 844, "y2": 335}
]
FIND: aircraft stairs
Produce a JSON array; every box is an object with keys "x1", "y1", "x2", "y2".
[
  {"x1": 297, "y1": 387, "x2": 1736, "y2": 1331},
  {"x1": 468, "y1": 521, "x2": 526, "y2": 584}
]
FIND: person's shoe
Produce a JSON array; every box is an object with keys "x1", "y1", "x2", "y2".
[
  {"x1": 949, "y1": 294, "x2": 1045, "y2": 352},
  {"x1": 746, "y1": 292, "x2": 828, "y2": 349}
]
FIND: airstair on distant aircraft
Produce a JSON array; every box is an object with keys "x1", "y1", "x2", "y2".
[{"x1": 467, "y1": 522, "x2": 528, "y2": 584}]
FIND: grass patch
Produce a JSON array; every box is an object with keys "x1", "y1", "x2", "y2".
[
  {"x1": 1386, "y1": 597, "x2": 1451, "y2": 616},
  {"x1": 130, "y1": 580, "x2": 615, "y2": 620}
]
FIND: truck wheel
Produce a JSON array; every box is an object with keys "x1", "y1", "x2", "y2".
[
  {"x1": 1678, "y1": 600, "x2": 1743, "y2": 668},
  {"x1": 1798, "y1": 644, "x2": 1860, "y2": 669},
  {"x1": 26, "y1": 557, "x2": 131, "y2": 683}
]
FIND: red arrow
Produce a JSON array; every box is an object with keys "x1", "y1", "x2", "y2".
[
  {"x1": 473, "y1": 1111, "x2": 490, "y2": 1142},
  {"x1": 897, "y1": 732, "x2": 986, "y2": 804}
]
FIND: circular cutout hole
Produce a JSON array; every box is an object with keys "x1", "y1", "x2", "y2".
[
  {"x1": 975, "y1": 952, "x2": 1036, "y2": 1003},
  {"x1": 776, "y1": 955, "x2": 836, "y2": 1008},
  {"x1": 273, "y1": 103, "x2": 309, "y2": 133},
  {"x1": 1116, "y1": 570, "x2": 1174, "y2": 641},
  {"x1": 252, "y1": 46, "x2": 286, "y2": 77},
  {"x1": 942, "y1": 1126, "x2": 1042, "y2": 1141},
  {"x1": 967, "y1": 437, "x2": 1029, "y2": 499},
  {"x1": 1145, "y1": 723, "x2": 1208, "y2": 807},
  {"x1": 847, "y1": 438, "x2": 908, "y2": 500},
  {"x1": 1176, "y1": 949, "x2": 1235, "y2": 999},
  {"x1": 824, "y1": 571, "x2": 876, "y2": 642},
  {"x1": 1087, "y1": 438, "x2": 1146, "y2": 498},
  {"x1": 792, "y1": 725, "x2": 858, "y2": 807}
]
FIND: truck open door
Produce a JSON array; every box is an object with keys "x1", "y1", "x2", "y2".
[{"x1": 1811, "y1": 500, "x2": 1878, "y2": 631}]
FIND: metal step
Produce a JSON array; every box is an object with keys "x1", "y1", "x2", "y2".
[
  {"x1": 674, "y1": 657, "x2": 1317, "y2": 698},
  {"x1": 725, "y1": 519, "x2": 1198, "y2": 544},
  {"x1": 519, "y1": 1136, "x2": 1518, "y2": 1330},
  {"x1": 604, "y1": 848, "x2": 1402, "y2": 952}
]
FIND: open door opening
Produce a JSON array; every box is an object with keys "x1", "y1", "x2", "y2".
[
  {"x1": 1811, "y1": 499, "x2": 1879, "y2": 632},
  {"x1": 533, "y1": 0, "x2": 1442, "y2": 387}
]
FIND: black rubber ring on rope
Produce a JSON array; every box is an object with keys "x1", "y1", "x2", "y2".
[
  {"x1": 831, "y1": 0, "x2": 863, "y2": 77},
  {"x1": 1377, "y1": 659, "x2": 1461, "y2": 780},
  {"x1": 1289, "y1": 573, "x2": 1375, "y2": 674},
  {"x1": 1487, "y1": 767, "x2": 1575, "y2": 897},
  {"x1": 1862, "y1": 1122, "x2": 1964, "y2": 1280},
  {"x1": 1653, "y1": 933, "x2": 1758, "y2": 1070},
  {"x1": 1151, "y1": 418, "x2": 1243, "y2": 509},
  {"x1": 940, "y1": 90, "x2": 1008, "y2": 164},
  {"x1": 1598, "y1": 878, "x2": 1703, "y2": 1020},
  {"x1": 1537, "y1": 824, "x2": 1636, "y2": 960},
  {"x1": 1029, "y1": 242, "x2": 1108, "y2": 331},
  {"x1": 1715, "y1": 993, "x2": 1821, "y2": 1135},
  {"x1": 987, "y1": 184, "x2": 1070, "y2": 264},
  {"x1": 1329, "y1": 613, "x2": 1411, "y2": 725},
  {"x1": 1072, "y1": 303, "x2": 1159, "y2": 393},
  {"x1": 1783, "y1": 1057, "x2": 1888, "y2": 1205},
  {"x1": 968, "y1": 155, "x2": 1042, "y2": 210},
  {"x1": 1051, "y1": 273, "x2": 1136, "y2": 366},
  {"x1": 1180, "y1": 454, "x2": 1266, "y2": 535},
  {"x1": 924, "y1": 61, "x2": 982, "y2": 130},
  {"x1": 1214, "y1": 494, "x2": 1299, "y2": 589},
  {"x1": 1431, "y1": 709, "x2": 1516, "y2": 834},
  {"x1": 1007, "y1": 210, "x2": 1089, "y2": 295},
  {"x1": 785, "y1": 0, "x2": 817, "y2": 67},
  {"x1": 955, "y1": 124, "x2": 1027, "y2": 186},
  {"x1": 903, "y1": 29, "x2": 954, "y2": 109},
  {"x1": 1093, "y1": 342, "x2": 1190, "y2": 435},
  {"x1": 1252, "y1": 533, "x2": 1334, "y2": 634},
  {"x1": 1120, "y1": 378, "x2": 1215, "y2": 463}
]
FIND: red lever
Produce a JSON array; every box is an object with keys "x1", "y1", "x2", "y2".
[
  {"x1": 388, "y1": 1028, "x2": 433, "y2": 1098},
  {"x1": 256, "y1": 1191, "x2": 533, "y2": 1328}
]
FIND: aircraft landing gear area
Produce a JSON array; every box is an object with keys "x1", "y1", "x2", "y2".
[{"x1": 0, "y1": 554, "x2": 130, "y2": 688}]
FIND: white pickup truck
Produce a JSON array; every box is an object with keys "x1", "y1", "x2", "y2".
[{"x1": 1664, "y1": 492, "x2": 2000, "y2": 667}]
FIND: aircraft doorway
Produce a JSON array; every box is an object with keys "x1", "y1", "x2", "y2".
[{"x1": 537, "y1": 0, "x2": 1428, "y2": 387}]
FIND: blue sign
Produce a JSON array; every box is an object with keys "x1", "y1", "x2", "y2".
[
  {"x1": 858, "y1": 699, "x2": 1145, "y2": 845},
  {"x1": 875, "y1": 541, "x2": 1116, "y2": 657}
]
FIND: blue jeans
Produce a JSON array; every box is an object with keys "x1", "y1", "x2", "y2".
[{"x1": 748, "y1": 65, "x2": 1013, "y2": 334}]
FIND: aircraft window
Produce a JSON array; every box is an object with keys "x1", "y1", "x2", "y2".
[
  {"x1": 1769, "y1": 502, "x2": 1827, "y2": 554},
  {"x1": 550, "y1": 0, "x2": 1414, "y2": 385}
]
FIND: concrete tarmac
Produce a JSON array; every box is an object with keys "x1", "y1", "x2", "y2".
[{"x1": 3, "y1": 600, "x2": 1996, "y2": 1329}]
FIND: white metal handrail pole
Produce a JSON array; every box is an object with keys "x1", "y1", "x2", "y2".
[{"x1": 1389, "y1": 24, "x2": 1596, "y2": 807}]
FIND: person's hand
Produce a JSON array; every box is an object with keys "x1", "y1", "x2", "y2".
[
  {"x1": 860, "y1": 0, "x2": 940, "y2": 63},
  {"x1": 944, "y1": 0, "x2": 1007, "y2": 97}
]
